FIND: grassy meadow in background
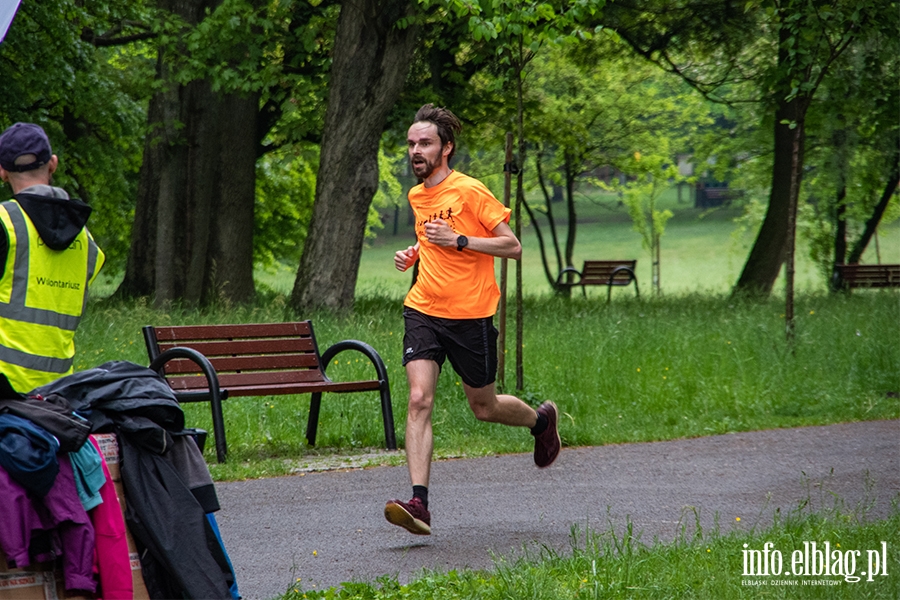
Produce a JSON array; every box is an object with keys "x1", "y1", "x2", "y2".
[{"x1": 80, "y1": 187, "x2": 900, "y2": 480}]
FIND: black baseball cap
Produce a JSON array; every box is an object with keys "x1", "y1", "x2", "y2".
[{"x1": 0, "y1": 122, "x2": 53, "y2": 172}]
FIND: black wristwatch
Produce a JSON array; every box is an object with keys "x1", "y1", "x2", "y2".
[{"x1": 456, "y1": 235, "x2": 468, "y2": 251}]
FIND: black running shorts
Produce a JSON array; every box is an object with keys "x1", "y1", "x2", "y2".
[{"x1": 402, "y1": 307, "x2": 498, "y2": 389}]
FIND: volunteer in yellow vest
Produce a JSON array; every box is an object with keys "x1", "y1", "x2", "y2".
[
  {"x1": 384, "y1": 104, "x2": 561, "y2": 536},
  {"x1": 0, "y1": 122, "x2": 104, "y2": 393}
]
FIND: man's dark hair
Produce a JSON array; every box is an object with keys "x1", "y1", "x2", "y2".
[{"x1": 414, "y1": 104, "x2": 462, "y2": 161}]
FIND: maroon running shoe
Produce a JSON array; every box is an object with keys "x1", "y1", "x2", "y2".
[
  {"x1": 384, "y1": 497, "x2": 431, "y2": 535},
  {"x1": 533, "y1": 401, "x2": 561, "y2": 468}
]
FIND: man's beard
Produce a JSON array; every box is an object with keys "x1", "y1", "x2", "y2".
[{"x1": 410, "y1": 153, "x2": 440, "y2": 180}]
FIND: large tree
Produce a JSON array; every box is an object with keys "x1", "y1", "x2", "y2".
[
  {"x1": 732, "y1": 0, "x2": 872, "y2": 296},
  {"x1": 117, "y1": 0, "x2": 337, "y2": 305},
  {"x1": 289, "y1": 0, "x2": 419, "y2": 313},
  {"x1": 605, "y1": 0, "x2": 885, "y2": 297},
  {"x1": 117, "y1": 0, "x2": 263, "y2": 305}
]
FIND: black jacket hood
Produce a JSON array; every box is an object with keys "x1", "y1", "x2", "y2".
[{"x1": 14, "y1": 190, "x2": 92, "y2": 250}]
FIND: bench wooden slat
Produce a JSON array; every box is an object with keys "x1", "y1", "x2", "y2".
[
  {"x1": 159, "y1": 353, "x2": 321, "y2": 375},
  {"x1": 835, "y1": 264, "x2": 900, "y2": 289},
  {"x1": 153, "y1": 321, "x2": 312, "y2": 342},
  {"x1": 158, "y1": 338, "x2": 316, "y2": 357},
  {"x1": 143, "y1": 320, "x2": 395, "y2": 463},
  {"x1": 581, "y1": 260, "x2": 637, "y2": 286},
  {"x1": 165, "y1": 369, "x2": 327, "y2": 391}
]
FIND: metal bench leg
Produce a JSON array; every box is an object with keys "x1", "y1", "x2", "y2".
[
  {"x1": 210, "y1": 394, "x2": 227, "y2": 463},
  {"x1": 306, "y1": 392, "x2": 323, "y2": 447},
  {"x1": 380, "y1": 381, "x2": 396, "y2": 450}
]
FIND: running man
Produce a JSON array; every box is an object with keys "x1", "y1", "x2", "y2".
[{"x1": 385, "y1": 104, "x2": 560, "y2": 535}]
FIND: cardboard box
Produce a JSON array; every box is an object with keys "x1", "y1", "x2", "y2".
[
  {"x1": 93, "y1": 433, "x2": 120, "y2": 482},
  {"x1": 129, "y1": 552, "x2": 150, "y2": 600},
  {"x1": 0, "y1": 572, "x2": 57, "y2": 600}
]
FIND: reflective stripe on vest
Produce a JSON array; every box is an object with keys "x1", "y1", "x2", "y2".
[{"x1": 0, "y1": 200, "x2": 102, "y2": 390}]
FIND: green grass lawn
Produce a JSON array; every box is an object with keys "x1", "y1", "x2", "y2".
[
  {"x1": 329, "y1": 189, "x2": 897, "y2": 299},
  {"x1": 76, "y1": 290, "x2": 900, "y2": 482},
  {"x1": 79, "y1": 188, "x2": 899, "y2": 599},
  {"x1": 109, "y1": 185, "x2": 899, "y2": 301},
  {"x1": 82, "y1": 188, "x2": 900, "y2": 480}
]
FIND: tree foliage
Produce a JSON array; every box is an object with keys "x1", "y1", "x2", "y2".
[
  {"x1": 0, "y1": 0, "x2": 154, "y2": 272},
  {"x1": 604, "y1": 0, "x2": 891, "y2": 298},
  {"x1": 522, "y1": 35, "x2": 711, "y2": 293}
]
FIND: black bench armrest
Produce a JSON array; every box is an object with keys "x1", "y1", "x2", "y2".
[
  {"x1": 148, "y1": 346, "x2": 229, "y2": 462},
  {"x1": 555, "y1": 266, "x2": 584, "y2": 288},
  {"x1": 320, "y1": 339, "x2": 389, "y2": 385},
  {"x1": 308, "y1": 339, "x2": 395, "y2": 450}
]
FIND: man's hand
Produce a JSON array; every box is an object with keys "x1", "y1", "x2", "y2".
[
  {"x1": 423, "y1": 219, "x2": 457, "y2": 248},
  {"x1": 394, "y1": 245, "x2": 419, "y2": 271}
]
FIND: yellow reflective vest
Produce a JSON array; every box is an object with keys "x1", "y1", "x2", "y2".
[{"x1": 0, "y1": 200, "x2": 104, "y2": 392}]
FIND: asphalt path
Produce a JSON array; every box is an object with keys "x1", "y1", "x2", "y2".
[{"x1": 214, "y1": 420, "x2": 899, "y2": 599}]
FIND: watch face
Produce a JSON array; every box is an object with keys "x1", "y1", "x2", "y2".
[{"x1": 457, "y1": 235, "x2": 468, "y2": 250}]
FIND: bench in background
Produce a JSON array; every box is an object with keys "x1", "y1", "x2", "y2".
[
  {"x1": 556, "y1": 260, "x2": 640, "y2": 302},
  {"x1": 833, "y1": 264, "x2": 900, "y2": 291},
  {"x1": 143, "y1": 321, "x2": 394, "y2": 463}
]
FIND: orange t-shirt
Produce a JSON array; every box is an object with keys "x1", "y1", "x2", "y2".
[{"x1": 404, "y1": 171, "x2": 511, "y2": 319}]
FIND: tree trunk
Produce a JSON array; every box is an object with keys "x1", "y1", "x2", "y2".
[
  {"x1": 208, "y1": 92, "x2": 256, "y2": 304},
  {"x1": 290, "y1": 0, "x2": 418, "y2": 314},
  {"x1": 116, "y1": 0, "x2": 257, "y2": 306},
  {"x1": 847, "y1": 149, "x2": 900, "y2": 265},
  {"x1": 115, "y1": 69, "x2": 167, "y2": 299},
  {"x1": 830, "y1": 190, "x2": 848, "y2": 292},
  {"x1": 531, "y1": 150, "x2": 568, "y2": 294},
  {"x1": 733, "y1": 97, "x2": 807, "y2": 297},
  {"x1": 563, "y1": 151, "x2": 577, "y2": 271}
]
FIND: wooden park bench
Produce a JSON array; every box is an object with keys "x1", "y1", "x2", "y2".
[
  {"x1": 143, "y1": 321, "x2": 394, "y2": 463},
  {"x1": 695, "y1": 186, "x2": 744, "y2": 209},
  {"x1": 833, "y1": 264, "x2": 900, "y2": 291},
  {"x1": 556, "y1": 260, "x2": 640, "y2": 302}
]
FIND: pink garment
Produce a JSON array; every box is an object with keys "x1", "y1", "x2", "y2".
[
  {"x1": 0, "y1": 455, "x2": 97, "y2": 593},
  {"x1": 89, "y1": 436, "x2": 132, "y2": 599}
]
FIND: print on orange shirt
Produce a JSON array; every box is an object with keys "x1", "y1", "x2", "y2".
[{"x1": 404, "y1": 171, "x2": 511, "y2": 320}]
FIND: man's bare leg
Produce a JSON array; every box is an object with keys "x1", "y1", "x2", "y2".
[
  {"x1": 404, "y1": 359, "x2": 439, "y2": 487},
  {"x1": 384, "y1": 359, "x2": 439, "y2": 535},
  {"x1": 464, "y1": 382, "x2": 560, "y2": 468},
  {"x1": 463, "y1": 382, "x2": 538, "y2": 427}
]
